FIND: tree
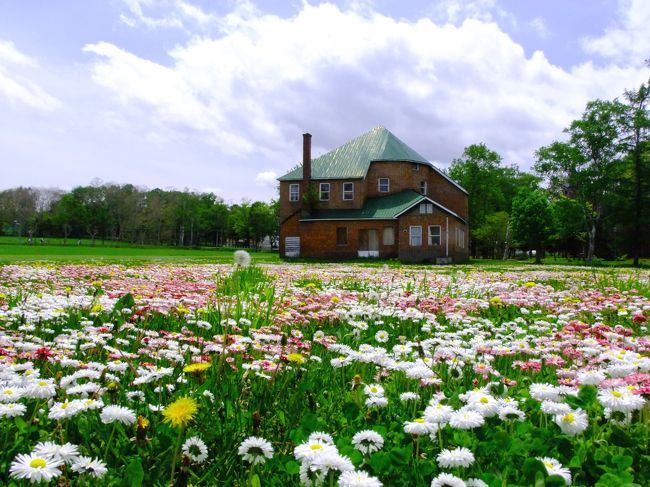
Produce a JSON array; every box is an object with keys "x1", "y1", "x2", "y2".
[
  {"x1": 535, "y1": 100, "x2": 624, "y2": 265},
  {"x1": 618, "y1": 82, "x2": 650, "y2": 266},
  {"x1": 510, "y1": 190, "x2": 554, "y2": 263}
]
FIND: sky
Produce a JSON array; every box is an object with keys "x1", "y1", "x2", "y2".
[{"x1": 1, "y1": 0, "x2": 649, "y2": 203}]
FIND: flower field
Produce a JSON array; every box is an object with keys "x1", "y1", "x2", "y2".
[{"x1": 0, "y1": 259, "x2": 649, "y2": 486}]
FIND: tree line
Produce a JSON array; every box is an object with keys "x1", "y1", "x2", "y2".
[
  {"x1": 449, "y1": 76, "x2": 649, "y2": 265},
  {"x1": 0, "y1": 183, "x2": 278, "y2": 249}
]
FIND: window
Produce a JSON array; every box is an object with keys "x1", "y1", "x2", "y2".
[
  {"x1": 319, "y1": 182, "x2": 330, "y2": 201},
  {"x1": 428, "y1": 225, "x2": 441, "y2": 246},
  {"x1": 289, "y1": 184, "x2": 299, "y2": 202},
  {"x1": 343, "y1": 182, "x2": 354, "y2": 201},
  {"x1": 383, "y1": 227, "x2": 395, "y2": 245},
  {"x1": 337, "y1": 227, "x2": 348, "y2": 245},
  {"x1": 419, "y1": 203, "x2": 433, "y2": 214},
  {"x1": 457, "y1": 228, "x2": 465, "y2": 248},
  {"x1": 409, "y1": 226, "x2": 422, "y2": 246},
  {"x1": 420, "y1": 180, "x2": 428, "y2": 195},
  {"x1": 378, "y1": 178, "x2": 390, "y2": 192},
  {"x1": 412, "y1": 163, "x2": 420, "y2": 171}
]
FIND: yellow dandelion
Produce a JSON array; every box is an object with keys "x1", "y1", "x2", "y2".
[
  {"x1": 162, "y1": 397, "x2": 198, "y2": 428},
  {"x1": 183, "y1": 363, "x2": 211, "y2": 374},
  {"x1": 287, "y1": 353, "x2": 306, "y2": 364}
]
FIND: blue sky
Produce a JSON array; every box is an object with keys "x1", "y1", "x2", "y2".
[{"x1": 1, "y1": 0, "x2": 648, "y2": 202}]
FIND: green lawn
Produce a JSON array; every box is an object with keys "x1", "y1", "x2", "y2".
[{"x1": 0, "y1": 239, "x2": 280, "y2": 264}]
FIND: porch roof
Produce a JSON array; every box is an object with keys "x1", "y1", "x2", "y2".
[{"x1": 299, "y1": 190, "x2": 466, "y2": 223}]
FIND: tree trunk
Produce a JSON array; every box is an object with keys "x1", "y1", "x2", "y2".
[
  {"x1": 632, "y1": 142, "x2": 642, "y2": 267},
  {"x1": 502, "y1": 222, "x2": 510, "y2": 260},
  {"x1": 586, "y1": 222, "x2": 596, "y2": 265}
]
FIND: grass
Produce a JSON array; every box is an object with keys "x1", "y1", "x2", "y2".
[{"x1": 0, "y1": 239, "x2": 280, "y2": 265}]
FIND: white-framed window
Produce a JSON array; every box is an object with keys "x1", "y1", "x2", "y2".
[
  {"x1": 420, "y1": 180, "x2": 428, "y2": 195},
  {"x1": 409, "y1": 226, "x2": 422, "y2": 247},
  {"x1": 428, "y1": 225, "x2": 441, "y2": 246},
  {"x1": 383, "y1": 227, "x2": 395, "y2": 245},
  {"x1": 289, "y1": 183, "x2": 300, "y2": 202},
  {"x1": 343, "y1": 182, "x2": 354, "y2": 201},
  {"x1": 319, "y1": 182, "x2": 330, "y2": 201},
  {"x1": 457, "y1": 228, "x2": 465, "y2": 248},
  {"x1": 419, "y1": 203, "x2": 433, "y2": 214},
  {"x1": 378, "y1": 178, "x2": 390, "y2": 192}
]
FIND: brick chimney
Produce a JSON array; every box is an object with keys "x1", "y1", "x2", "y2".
[{"x1": 302, "y1": 133, "x2": 312, "y2": 184}]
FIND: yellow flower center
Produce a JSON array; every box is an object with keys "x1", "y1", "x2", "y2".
[
  {"x1": 414, "y1": 418, "x2": 425, "y2": 423},
  {"x1": 562, "y1": 414, "x2": 575, "y2": 423},
  {"x1": 30, "y1": 458, "x2": 47, "y2": 469},
  {"x1": 480, "y1": 397, "x2": 489, "y2": 404},
  {"x1": 310, "y1": 444, "x2": 323, "y2": 450},
  {"x1": 612, "y1": 391, "x2": 622, "y2": 398},
  {"x1": 544, "y1": 462, "x2": 554, "y2": 468}
]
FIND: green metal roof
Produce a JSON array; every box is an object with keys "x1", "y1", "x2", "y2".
[
  {"x1": 300, "y1": 189, "x2": 467, "y2": 223},
  {"x1": 279, "y1": 126, "x2": 430, "y2": 181},
  {"x1": 300, "y1": 190, "x2": 426, "y2": 221}
]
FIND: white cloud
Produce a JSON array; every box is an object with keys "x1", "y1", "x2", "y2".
[
  {"x1": 82, "y1": 1, "x2": 649, "y2": 178},
  {"x1": 255, "y1": 171, "x2": 278, "y2": 187},
  {"x1": 528, "y1": 17, "x2": 550, "y2": 39},
  {"x1": 0, "y1": 40, "x2": 60, "y2": 110},
  {"x1": 119, "y1": 0, "x2": 217, "y2": 30},
  {"x1": 582, "y1": 0, "x2": 650, "y2": 66}
]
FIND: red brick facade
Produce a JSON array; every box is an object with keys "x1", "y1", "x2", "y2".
[{"x1": 279, "y1": 160, "x2": 469, "y2": 263}]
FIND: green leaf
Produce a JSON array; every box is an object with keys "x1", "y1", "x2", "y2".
[
  {"x1": 342, "y1": 401, "x2": 361, "y2": 422},
  {"x1": 369, "y1": 452, "x2": 393, "y2": 474},
  {"x1": 545, "y1": 475, "x2": 569, "y2": 486},
  {"x1": 389, "y1": 446, "x2": 410, "y2": 465},
  {"x1": 114, "y1": 292, "x2": 135, "y2": 311},
  {"x1": 300, "y1": 412, "x2": 319, "y2": 432},
  {"x1": 611, "y1": 455, "x2": 633, "y2": 471},
  {"x1": 522, "y1": 458, "x2": 547, "y2": 484},
  {"x1": 125, "y1": 458, "x2": 144, "y2": 487},
  {"x1": 578, "y1": 385, "x2": 597, "y2": 406},
  {"x1": 250, "y1": 473, "x2": 261, "y2": 487},
  {"x1": 285, "y1": 460, "x2": 300, "y2": 475}
]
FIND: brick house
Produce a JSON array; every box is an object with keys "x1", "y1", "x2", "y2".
[{"x1": 278, "y1": 127, "x2": 469, "y2": 263}]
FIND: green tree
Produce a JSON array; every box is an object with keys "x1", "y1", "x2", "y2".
[
  {"x1": 618, "y1": 82, "x2": 650, "y2": 266},
  {"x1": 511, "y1": 190, "x2": 554, "y2": 263},
  {"x1": 535, "y1": 100, "x2": 624, "y2": 264}
]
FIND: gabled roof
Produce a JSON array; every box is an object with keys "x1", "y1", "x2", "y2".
[
  {"x1": 299, "y1": 190, "x2": 466, "y2": 223},
  {"x1": 278, "y1": 126, "x2": 468, "y2": 194},
  {"x1": 279, "y1": 126, "x2": 430, "y2": 181}
]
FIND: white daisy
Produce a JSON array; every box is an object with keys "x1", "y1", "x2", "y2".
[
  {"x1": 70, "y1": 456, "x2": 108, "y2": 478},
  {"x1": 597, "y1": 388, "x2": 645, "y2": 413},
  {"x1": 338, "y1": 470, "x2": 383, "y2": 487},
  {"x1": 9, "y1": 453, "x2": 63, "y2": 483},
  {"x1": 554, "y1": 409, "x2": 588, "y2": 436},
  {"x1": 182, "y1": 436, "x2": 208, "y2": 464},
  {"x1": 0, "y1": 403, "x2": 27, "y2": 417},
  {"x1": 351, "y1": 430, "x2": 384, "y2": 455},
  {"x1": 33, "y1": 442, "x2": 79, "y2": 464},
  {"x1": 404, "y1": 418, "x2": 438, "y2": 436},
  {"x1": 437, "y1": 447, "x2": 475, "y2": 469},
  {"x1": 538, "y1": 457, "x2": 572, "y2": 485},
  {"x1": 239, "y1": 436, "x2": 274, "y2": 465},
  {"x1": 430, "y1": 472, "x2": 467, "y2": 487},
  {"x1": 448, "y1": 409, "x2": 485, "y2": 429},
  {"x1": 100, "y1": 405, "x2": 136, "y2": 425}
]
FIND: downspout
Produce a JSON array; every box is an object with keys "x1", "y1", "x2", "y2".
[{"x1": 445, "y1": 217, "x2": 449, "y2": 257}]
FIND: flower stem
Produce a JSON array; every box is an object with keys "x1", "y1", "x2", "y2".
[
  {"x1": 169, "y1": 427, "x2": 184, "y2": 486},
  {"x1": 104, "y1": 423, "x2": 117, "y2": 461}
]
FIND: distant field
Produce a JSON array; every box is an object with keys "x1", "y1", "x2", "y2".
[{"x1": 0, "y1": 238, "x2": 279, "y2": 264}]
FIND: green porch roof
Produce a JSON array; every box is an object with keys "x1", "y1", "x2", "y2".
[
  {"x1": 300, "y1": 190, "x2": 426, "y2": 221},
  {"x1": 279, "y1": 126, "x2": 430, "y2": 181}
]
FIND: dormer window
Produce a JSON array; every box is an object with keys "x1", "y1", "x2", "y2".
[
  {"x1": 420, "y1": 181, "x2": 427, "y2": 195},
  {"x1": 419, "y1": 203, "x2": 433, "y2": 214},
  {"x1": 378, "y1": 178, "x2": 390, "y2": 192},
  {"x1": 343, "y1": 182, "x2": 354, "y2": 200},
  {"x1": 289, "y1": 184, "x2": 300, "y2": 202},
  {"x1": 319, "y1": 183, "x2": 330, "y2": 201}
]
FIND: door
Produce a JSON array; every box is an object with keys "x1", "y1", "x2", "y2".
[{"x1": 358, "y1": 229, "x2": 379, "y2": 257}]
